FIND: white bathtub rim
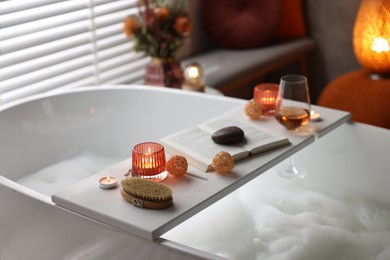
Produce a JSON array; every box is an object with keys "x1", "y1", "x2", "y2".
[
  {"x1": 0, "y1": 175, "x2": 53, "y2": 204},
  {"x1": 0, "y1": 84, "x2": 242, "y2": 113}
]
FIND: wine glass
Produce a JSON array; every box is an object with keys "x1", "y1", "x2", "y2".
[{"x1": 274, "y1": 74, "x2": 311, "y2": 178}]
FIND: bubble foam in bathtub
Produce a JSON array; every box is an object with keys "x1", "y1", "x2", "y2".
[
  {"x1": 163, "y1": 170, "x2": 390, "y2": 260},
  {"x1": 17, "y1": 152, "x2": 119, "y2": 196}
]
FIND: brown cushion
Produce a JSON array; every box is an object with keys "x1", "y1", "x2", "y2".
[
  {"x1": 275, "y1": 0, "x2": 307, "y2": 39},
  {"x1": 201, "y1": 0, "x2": 282, "y2": 49}
]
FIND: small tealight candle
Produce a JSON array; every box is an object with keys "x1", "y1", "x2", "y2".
[
  {"x1": 182, "y1": 62, "x2": 205, "y2": 92},
  {"x1": 253, "y1": 83, "x2": 279, "y2": 116},
  {"x1": 99, "y1": 176, "x2": 117, "y2": 189},
  {"x1": 310, "y1": 110, "x2": 321, "y2": 121},
  {"x1": 132, "y1": 142, "x2": 167, "y2": 182}
]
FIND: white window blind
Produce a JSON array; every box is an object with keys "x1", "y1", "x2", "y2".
[{"x1": 0, "y1": 0, "x2": 149, "y2": 105}]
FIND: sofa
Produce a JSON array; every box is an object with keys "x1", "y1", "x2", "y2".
[{"x1": 178, "y1": 0, "x2": 361, "y2": 103}]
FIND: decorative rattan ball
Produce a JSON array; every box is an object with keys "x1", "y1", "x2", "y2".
[
  {"x1": 245, "y1": 100, "x2": 262, "y2": 119},
  {"x1": 212, "y1": 151, "x2": 234, "y2": 174},
  {"x1": 166, "y1": 155, "x2": 188, "y2": 177}
]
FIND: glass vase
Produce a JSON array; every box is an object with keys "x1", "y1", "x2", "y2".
[{"x1": 144, "y1": 57, "x2": 184, "y2": 88}]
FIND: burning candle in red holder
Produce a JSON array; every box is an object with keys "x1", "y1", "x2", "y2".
[
  {"x1": 253, "y1": 83, "x2": 279, "y2": 116},
  {"x1": 132, "y1": 142, "x2": 167, "y2": 182}
]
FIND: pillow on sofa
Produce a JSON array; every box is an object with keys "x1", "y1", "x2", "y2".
[
  {"x1": 275, "y1": 0, "x2": 307, "y2": 39},
  {"x1": 200, "y1": 0, "x2": 282, "y2": 49}
]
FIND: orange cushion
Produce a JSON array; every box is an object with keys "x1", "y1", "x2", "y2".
[
  {"x1": 275, "y1": 0, "x2": 307, "y2": 39},
  {"x1": 318, "y1": 70, "x2": 390, "y2": 129}
]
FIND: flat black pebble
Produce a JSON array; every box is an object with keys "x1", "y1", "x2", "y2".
[{"x1": 211, "y1": 126, "x2": 245, "y2": 144}]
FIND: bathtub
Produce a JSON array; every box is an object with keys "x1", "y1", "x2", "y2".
[{"x1": 0, "y1": 85, "x2": 389, "y2": 260}]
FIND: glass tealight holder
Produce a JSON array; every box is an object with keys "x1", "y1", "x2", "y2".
[
  {"x1": 132, "y1": 142, "x2": 167, "y2": 182},
  {"x1": 253, "y1": 83, "x2": 279, "y2": 116},
  {"x1": 182, "y1": 62, "x2": 205, "y2": 92}
]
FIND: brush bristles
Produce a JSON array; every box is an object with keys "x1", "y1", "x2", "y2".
[{"x1": 121, "y1": 178, "x2": 172, "y2": 202}]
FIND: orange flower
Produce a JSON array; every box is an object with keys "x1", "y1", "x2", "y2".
[
  {"x1": 122, "y1": 0, "x2": 191, "y2": 58},
  {"x1": 174, "y1": 15, "x2": 192, "y2": 36},
  {"x1": 123, "y1": 17, "x2": 139, "y2": 38},
  {"x1": 154, "y1": 7, "x2": 169, "y2": 22}
]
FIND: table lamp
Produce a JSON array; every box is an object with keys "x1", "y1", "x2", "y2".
[{"x1": 353, "y1": 0, "x2": 390, "y2": 79}]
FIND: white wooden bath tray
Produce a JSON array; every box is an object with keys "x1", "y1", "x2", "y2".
[{"x1": 52, "y1": 104, "x2": 350, "y2": 241}]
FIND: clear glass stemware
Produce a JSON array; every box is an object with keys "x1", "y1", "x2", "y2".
[{"x1": 274, "y1": 74, "x2": 311, "y2": 178}]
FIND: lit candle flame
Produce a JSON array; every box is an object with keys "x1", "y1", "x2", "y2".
[
  {"x1": 188, "y1": 66, "x2": 200, "y2": 79},
  {"x1": 310, "y1": 110, "x2": 320, "y2": 121},
  {"x1": 372, "y1": 37, "x2": 390, "y2": 53},
  {"x1": 99, "y1": 176, "x2": 117, "y2": 188}
]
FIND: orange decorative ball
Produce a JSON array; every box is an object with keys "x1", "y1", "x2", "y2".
[
  {"x1": 245, "y1": 100, "x2": 262, "y2": 119},
  {"x1": 166, "y1": 155, "x2": 188, "y2": 177},
  {"x1": 212, "y1": 151, "x2": 234, "y2": 174}
]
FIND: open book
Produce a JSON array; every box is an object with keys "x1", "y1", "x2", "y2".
[{"x1": 160, "y1": 115, "x2": 290, "y2": 172}]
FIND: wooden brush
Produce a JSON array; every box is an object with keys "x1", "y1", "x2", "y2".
[{"x1": 120, "y1": 178, "x2": 173, "y2": 209}]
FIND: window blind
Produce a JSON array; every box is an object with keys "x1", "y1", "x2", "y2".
[{"x1": 0, "y1": 0, "x2": 149, "y2": 105}]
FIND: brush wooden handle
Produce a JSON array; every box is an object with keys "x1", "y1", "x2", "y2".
[{"x1": 120, "y1": 189, "x2": 173, "y2": 210}]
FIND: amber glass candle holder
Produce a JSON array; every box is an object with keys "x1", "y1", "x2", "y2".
[
  {"x1": 132, "y1": 142, "x2": 167, "y2": 182},
  {"x1": 253, "y1": 83, "x2": 279, "y2": 116}
]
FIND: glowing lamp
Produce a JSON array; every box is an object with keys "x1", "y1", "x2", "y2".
[
  {"x1": 182, "y1": 62, "x2": 205, "y2": 92},
  {"x1": 353, "y1": 0, "x2": 390, "y2": 78}
]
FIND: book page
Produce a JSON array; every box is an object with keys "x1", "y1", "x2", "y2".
[
  {"x1": 160, "y1": 127, "x2": 248, "y2": 172},
  {"x1": 198, "y1": 117, "x2": 289, "y2": 154}
]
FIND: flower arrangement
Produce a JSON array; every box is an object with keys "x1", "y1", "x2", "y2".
[{"x1": 123, "y1": 0, "x2": 192, "y2": 59}]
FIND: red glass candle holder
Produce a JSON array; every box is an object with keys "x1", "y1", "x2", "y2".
[
  {"x1": 253, "y1": 83, "x2": 279, "y2": 116},
  {"x1": 132, "y1": 142, "x2": 167, "y2": 182}
]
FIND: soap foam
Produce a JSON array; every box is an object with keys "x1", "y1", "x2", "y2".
[
  {"x1": 17, "y1": 152, "x2": 119, "y2": 196},
  {"x1": 163, "y1": 171, "x2": 390, "y2": 260}
]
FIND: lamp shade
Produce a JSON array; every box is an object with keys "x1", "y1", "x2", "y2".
[{"x1": 353, "y1": 0, "x2": 390, "y2": 75}]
